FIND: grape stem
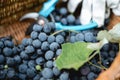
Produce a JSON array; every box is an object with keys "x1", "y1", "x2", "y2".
[
  {"x1": 51, "y1": 30, "x2": 65, "y2": 36},
  {"x1": 51, "y1": 30, "x2": 79, "y2": 36},
  {"x1": 88, "y1": 50, "x2": 107, "y2": 70},
  {"x1": 88, "y1": 50, "x2": 99, "y2": 62},
  {"x1": 88, "y1": 61, "x2": 103, "y2": 70}
]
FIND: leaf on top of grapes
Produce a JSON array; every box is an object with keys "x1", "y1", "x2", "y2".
[{"x1": 55, "y1": 39, "x2": 108, "y2": 70}]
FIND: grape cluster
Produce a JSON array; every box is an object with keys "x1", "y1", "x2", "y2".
[
  {"x1": 0, "y1": 22, "x2": 70, "y2": 80},
  {"x1": 53, "y1": 7, "x2": 81, "y2": 26},
  {"x1": 0, "y1": 36, "x2": 20, "y2": 79},
  {"x1": 0, "y1": 7, "x2": 118, "y2": 80},
  {"x1": 19, "y1": 23, "x2": 70, "y2": 80},
  {"x1": 52, "y1": 7, "x2": 109, "y2": 28}
]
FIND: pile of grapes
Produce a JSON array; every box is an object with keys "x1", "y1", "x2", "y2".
[{"x1": 0, "y1": 7, "x2": 119, "y2": 80}]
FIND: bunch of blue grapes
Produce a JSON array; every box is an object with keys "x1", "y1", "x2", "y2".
[
  {"x1": 0, "y1": 36, "x2": 21, "y2": 79},
  {"x1": 53, "y1": 7, "x2": 80, "y2": 26},
  {"x1": 0, "y1": 7, "x2": 118, "y2": 80},
  {"x1": 52, "y1": 7, "x2": 117, "y2": 80},
  {"x1": 0, "y1": 22, "x2": 69, "y2": 80},
  {"x1": 68, "y1": 31, "x2": 119, "y2": 80}
]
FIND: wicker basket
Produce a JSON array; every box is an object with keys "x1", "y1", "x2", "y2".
[
  {"x1": 0, "y1": 0, "x2": 45, "y2": 26},
  {"x1": 0, "y1": 1, "x2": 120, "y2": 79}
]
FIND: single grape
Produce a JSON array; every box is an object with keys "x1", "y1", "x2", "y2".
[
  {"x1": 17, "y1": 44, "x2": 25, "y2": 52},
  {"x1": 50, "y1": 42, "x2": 60, "y2": 51},
  {"x1": 35, "y1": 65, "x2": 41, "y2": 71},
  {"x1": 59, "y1": 7, "x2": 67, "y2": 15},
  {"x1": 53, "y1": 67, "x2": 60, "y2": 76},
  {"x1": 41, "y1": 41, "x2": 49, "y2": 51},
  {"x1": 35, "y1": 57, "x2": 45, "y2": 65},
  {"x1": 67, "y1": 14, "x2": 75, "y2": 24},
  {"x1": 31, "y1": 31, "x2": 38, "y2": 39},
  {"x1": 75, "y1": 33, "x2": 84, "y2": 41},
  {"x1": 38, "y1": 32, "x2": 47, "y2": 42},
  {"x1": 84, "y1": 32, "x2": 94, "y2": 42},
  {"x1": 32, "y1": 39, "x2": 41, "y2": 48},
  {"x1": 20, "y1": 51, "x2": 29, "y2": 60},
  {"x1": 7, "y1": 69, "x2": 15, "y2": 78},
  {"x1": 56, "y1": 49, "x2": 62, "y2": 56},
  {"x1": 14, "y1": 55, "x2": 21, "y2": 64},
  {"x1": 33, "y1": 24, "x2": 42, "y2": 32},
  {"x1": 47, "y1": 35, "x2": 55, "y2": 43},
  {"x1": 42, "y1": 68, "x2": 53, "y2": 79},
  {"x1": 27, "y1": 68, "x2": 36, "y2": 78},
  {"x1": 26, "y1": 38, "x2": 33, "y2": 45},
  {"x1": 4, "y1": 40, "x2": 14, "y2": 48},
  {"x1": 19, "y1": 64, "x2": 28, "y2": 74},
  {"x1": 70, "y1": 36, "x2": 76, "y2": 43},
  {"x1": 12, "y1": 47, "x2": 18, "y2": 55},
  {"x1": 37, "y1": 49, "x2": 43, "y2": 55},
  {"x1": 55, "y1": 15, "x2": 61, "y2": 22},
  {"x1": 43, "y1": 24, "x2": 52, "y2": 33},
  {"x1": 56, "y1": 35, "x2": 64, "y2": 44},
  {"x1": 45, "y1": 50, "x2": 54, "y2": 60},
  {"x1": 61, "y1": 18, "x2": 68, "y2": 25},
  {"x1": 3, "y1": 47, "x2": 13, "y2": 57},
  {"x1": 22, "y1": 38, "x2": 28, "y2": 46},
  {"x1": 109, "y1": 50, "x2": 115, "y2": 58},
  {"x1": 87, "y1": 72, "x2": 97, "y2": 80},
  {"x1": 6, "y1": 57, "x2": 15, "y2": 66},
  {"x1": 28, "y1": 60, "x2": 36, "y2": 68},
  {"x1": 46, "y1": 60, "x2": 53, "y2": 68},
  {"x1": 80, "y1": 66, "x2": 90, "y2": 76},
  {"x1": 25, "y1": 45, "x2": 35, "y2": 54},
  {"x1": 59, "y1": 72, "x2": 69, "y2": 80}
]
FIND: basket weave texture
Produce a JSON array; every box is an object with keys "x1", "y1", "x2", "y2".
[{"x1": 0, "y1": 0, "x2": 45, "y2": 26}]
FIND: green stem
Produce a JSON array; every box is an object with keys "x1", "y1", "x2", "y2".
[
  {"x1": 98, "y1": 50, "x2": 102, "y2": 64},
  {"x1": 51, "y1": 30, "x2": 79, "y2": 36},
  {"x1": 88, "y1": 61, "x2": 103, "y2": 70},
  {"x1": 100, "y1": 64, "x2": 108, "y2": 70},
  {"x1": 88, "y1": 50, "x2": 99, "y2": 61},
  {"x1": 51, "y1": 30, "x2": 65, "y2": 36}
]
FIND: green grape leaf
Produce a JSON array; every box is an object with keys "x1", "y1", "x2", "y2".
[
  {"x1": 55, "y1": 42, "x2": 94, "y2": 70},
  {"x1": 55, "y1": 39, "x2": 108, "y2": 70}
]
